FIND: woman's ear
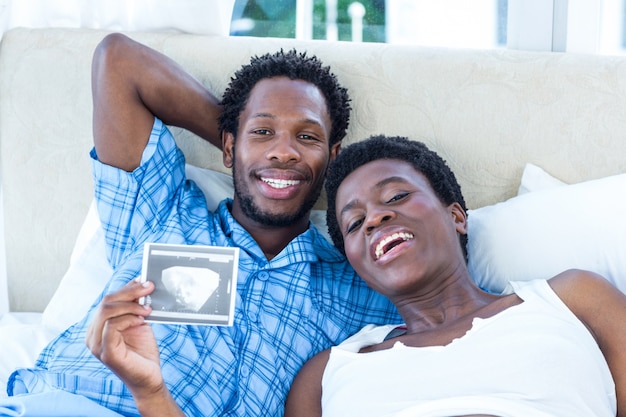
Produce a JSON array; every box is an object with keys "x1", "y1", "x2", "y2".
[{"x1": 222, "y1": 131, "x2": 234, "y2": 168}]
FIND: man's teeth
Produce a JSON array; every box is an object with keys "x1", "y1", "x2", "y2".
[
  {"x1": 375, "y1": 232, "x2": 414, "y2": 260},
  {"x1": 261, "y1": 178, "x2": 300, "y2": 189}
]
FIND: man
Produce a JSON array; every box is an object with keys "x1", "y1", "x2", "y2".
[{"x1": 5, "y1": 34, "x2": 398, "y2": 416}]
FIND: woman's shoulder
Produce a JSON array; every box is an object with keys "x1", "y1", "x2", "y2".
[
  {"x1": 548, "y1": 269, "x2": 615, "y2": 301},
  {"x1": 547, "y1": 269, "x2": 625, "y2": 329}
]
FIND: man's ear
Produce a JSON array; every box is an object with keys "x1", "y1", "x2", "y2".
[
  {"x1": 329, "y1": 142, "x2": 341, "y2": 162},
  {"x1": 450, "y1": 203, "x2": 468, "y2": 235},
  {"x1": 222, "y1": 131, "x2": 235, "y2": 168}
]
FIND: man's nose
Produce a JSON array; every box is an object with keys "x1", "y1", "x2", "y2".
[{"x1": 267, "y1": 133, "x2": 301, "y2": 163}]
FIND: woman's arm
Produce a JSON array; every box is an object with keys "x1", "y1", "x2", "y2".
[
  {"x1": 284, "y1": 349, "x2": 330, "y2": 417},
  {"x1": 549, "y1": 269, "x2": 626, "y2": 417}
]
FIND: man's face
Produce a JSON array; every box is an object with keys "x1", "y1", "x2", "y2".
[{"x1": 223, "y1": 76, "x2": 340, "y2": 228}]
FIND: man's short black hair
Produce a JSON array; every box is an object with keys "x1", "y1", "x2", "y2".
[
  {"x1": 218, "y1": 49, "x2": 351, "y2": 147},
  {"x1": 325, "y1": 134, "x2": 468, "y2": 259}
]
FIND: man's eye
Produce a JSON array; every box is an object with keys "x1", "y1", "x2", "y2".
[
  {"x1": 299, "y1": 134, "x2": 320, "y2": 142},
  {"x1": 253, "y1": 129, "x2": 271, "y2": 135}
]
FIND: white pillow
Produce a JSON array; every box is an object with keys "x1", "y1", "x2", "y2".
[
  {"x1": 468, "y1": 171, "x2": 626, "y2": 295},
  {"x1": 517, "y1": 163, "x2": 566, "y2": 195},
  {"x1": 42, "y1": 165, "x2": 329, "y2": 331},
  {"x1": 40, "y1": 205, "x2": 113, "y2": 332}
]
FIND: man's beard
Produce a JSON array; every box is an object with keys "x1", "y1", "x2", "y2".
[{"x1": 232, "y1": 163, "x2": 323, "y2": 228}]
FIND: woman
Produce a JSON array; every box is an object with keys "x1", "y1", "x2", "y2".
[{"x1": 285, "y1": 135, "x2": 626, "y2": 417}]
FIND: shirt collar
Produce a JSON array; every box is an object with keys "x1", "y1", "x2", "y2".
[{"x1": 216, "y1": 199, "x2": 346, "y2": 265}]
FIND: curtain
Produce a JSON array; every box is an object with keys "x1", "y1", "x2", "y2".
[{"x1": 0, "y1": 0, "x2": 235, "y2": 38}]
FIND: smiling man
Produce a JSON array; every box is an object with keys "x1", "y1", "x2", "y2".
[
  {"x1": 4, "y1": 34, "x2": 399, "y2": 416},
  {"x1": 223, "y1": 76, "x2": 335, "y2": 257}
]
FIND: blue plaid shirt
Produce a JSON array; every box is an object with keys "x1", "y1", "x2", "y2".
[{"x1": 8, "y1": 118, "x2": 399, "y2": 416}]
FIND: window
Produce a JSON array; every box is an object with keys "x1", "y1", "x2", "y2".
[
  {"x1": 230, "y1": 0, "x2": 626, "y2": 56},
  {"x1": 230, "y1": 0, "x2": 387, "y2": 43}
]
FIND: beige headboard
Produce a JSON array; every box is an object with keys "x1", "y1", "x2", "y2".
[{"x1": 1, "y1": 27, "x2": 625, "y2": 311}]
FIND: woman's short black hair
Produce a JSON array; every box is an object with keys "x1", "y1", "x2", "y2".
[
  {"x1": 218, "y1": 49, "x2": 351, "y2": 148},
  {"x1": 325, "y1": 134, "x2": 468, "y2": 260}
]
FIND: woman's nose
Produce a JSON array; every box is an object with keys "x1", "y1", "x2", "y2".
[{"x1": 364, "y1": 207, "x2": 394, "y2": 233}]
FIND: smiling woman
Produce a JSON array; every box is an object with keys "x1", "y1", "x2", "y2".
[
  {"x1": 334, "y1": 158, "x2": 465, "y2": 296},
  {"x1": 284, "y1": 134, "x2": 625, "y2": 417}
]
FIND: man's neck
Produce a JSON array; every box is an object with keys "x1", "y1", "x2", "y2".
[
  {"x1": 249, "y1": 220, "x2": 310, "y2": 260},
  {"x1": 230, "y1": 204, "x2": 311, "y2": 260}
]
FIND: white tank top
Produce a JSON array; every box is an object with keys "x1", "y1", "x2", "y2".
[{"x1": 321, "y1": 279, "x2": 616, "y2": 417}]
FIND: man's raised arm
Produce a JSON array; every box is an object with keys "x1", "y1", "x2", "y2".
[{"x1": 91, "y1": 33, "x2": 222, "y2": 172}]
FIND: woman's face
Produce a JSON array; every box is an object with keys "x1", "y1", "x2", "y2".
[{"x1": 335, "y1": 159, "x2": 466, "y2": 297}]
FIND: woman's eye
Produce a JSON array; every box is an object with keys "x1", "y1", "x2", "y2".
[
  {"x1": 387, "y1": 192, "x2": 409, "y2": 203},
  {"x1": 346, "y1": 218, "x2": 363, "y2": 234}
]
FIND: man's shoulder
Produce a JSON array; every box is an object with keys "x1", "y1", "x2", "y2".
[{"x1": 309, "y1": 227, "x2": 349, "y2": 265}]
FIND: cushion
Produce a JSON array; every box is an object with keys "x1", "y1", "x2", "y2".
[
  {"x1": 40, "y1": 208, "x2": 112, "y2": 332},
  {"x1": 468, "y1": 170, "x2": 626, "y2": 294},
  {"x1": 517, "y1": 163, "x2": 566, "y2": 195},
  {"x1": 42, "y1": 165, "x2": 329, "y2": 331}
]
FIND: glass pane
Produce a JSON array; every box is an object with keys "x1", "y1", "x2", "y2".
[
  {"x1": 386, "y1": 0, "x2": 506, "y2": 48},
  {"x1": 231, "y1": 0, "x2": 298, "y2": 38},
  {"x1": 230, "y1": 0, "x2": 507, "y2": 48},
  {"x1": 597, "y1": 0, "x2": 626, "y2": 55}
]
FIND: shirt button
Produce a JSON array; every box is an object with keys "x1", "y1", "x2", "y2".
[
  {"x1": 258, "y1": 271, "x2": 269, "y2": 281},
  {"x1": 240, "y1": 365, "x2": 250, "y2": 378},
  {"x1": 248, "y1": 310, "x2": 258, "y2": 322}
]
